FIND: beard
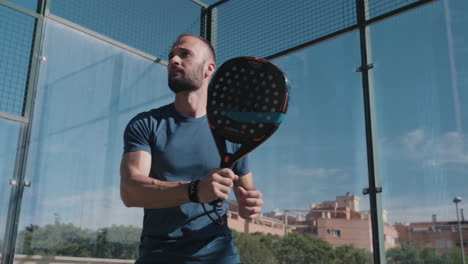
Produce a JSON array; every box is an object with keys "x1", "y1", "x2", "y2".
[{"x1": 168, "y1": 63, "x2": 205, "y2": 94}]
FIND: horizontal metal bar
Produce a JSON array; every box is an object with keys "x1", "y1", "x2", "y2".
[
  {"x1": 265, "y1": 0, "x2": 438, "y2": 61},
  {"x1": 365, "y1": 0, "x2": 438, "y2": 26},
  {"x1": 0, "y1": 0, "x2": 41, "y2": 18},
  {"x1": 265, "y1": 25, "x2": 359, "y2": 60},
  {"x1": 0, "y1": 112, "x2": 28, "y2": 123},
  {"x1": 191, "y1": 0, "x2": 208, "y2": 8},
  {"x1": 209, "y1": 0, "x2": 231, "y2": 9},
  {"x1": 46, "y1": 14, "x2": 168, "y2": 66}
]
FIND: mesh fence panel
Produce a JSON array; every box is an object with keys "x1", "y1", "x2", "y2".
[
  {"x1": 214, "y1": 0, "x2": 357, "y2": 64},
  {"x1": 367, "y1": 0, "x2": 423, "y2": 18},
  {"x1": 5, "y1": 0, "x2": 40, "y2": 13},
  {"x1": 48, "y1": 0, "x2": 434, "y2": 65},
  {"x1": 50, "y1": 0, "x2": 202, "y2": 61},
  {"x1": 0, "y1": 4, "x2": 36, "y2": 116}
]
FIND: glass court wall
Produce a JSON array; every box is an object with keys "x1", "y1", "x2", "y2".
[
  {"x1": 1, "y1": 0, "x2": 467, "y2": 263},
  {"x1": 372, "y1": 1, "x2": 468, "y2": 262}
]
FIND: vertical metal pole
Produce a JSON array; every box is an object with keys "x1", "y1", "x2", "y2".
[
  {"x1": 1, "y1": 1, "x2": 46, "y2": 264},
  {"x1": 356, "y1": 0, "x2": 386, "y2": 263},
  {"x1": 206, "y1": 6, "x2": 212, "y2": 43},
  {"x1": 210, "y1": 7, "x2": 218, "y2": 53},
  {"x1": 190, "y1": 0, "x2": 208, "y2": 38},
  {"x1": 456, "y1": 202, "x2": 466, "y2": 264},
  {"x1": 200, "y1": 7, "x2": 207, "y2": 39},
  {"x1": 206, "y1": 0, "x2": 230, "y2": 51}
]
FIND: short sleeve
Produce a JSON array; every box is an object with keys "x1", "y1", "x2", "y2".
[
  {"x1": 123, "y1": 114, "x2": 153, "y2": 154},
  {"x1": 233, "y1": 155, "x2": 250, "y2": 176}
]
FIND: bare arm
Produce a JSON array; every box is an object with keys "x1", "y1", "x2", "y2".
[
  {"x1": 120, "y1": 150, "x2": 190, "y2": 208},
  {"x1": 120, "y1": 150, "x2": 239, "y2": 208},
  {"x1": 236, "y1": 172, "x2": 255, "y2": 190}
]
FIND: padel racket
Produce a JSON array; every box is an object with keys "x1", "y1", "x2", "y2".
[{"x1": 206, "y1": 56, "x2": 290, "y2": 212}]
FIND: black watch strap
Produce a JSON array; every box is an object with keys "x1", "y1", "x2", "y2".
[{"x1": 188, "y1": 180, "x2": 200, "y2": 203}]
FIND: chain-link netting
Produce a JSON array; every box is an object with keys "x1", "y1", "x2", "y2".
[
  {"x1": 5, "y1": 0, "x2": 40, "y2": 13},
  {"x1": 50, "y1": 0, "x2": 202, "y2": 61},
  {"x1": 0, "y1": 4, "x2": 36, "y2": 116},
  {"x1": 48, "y1": 0, "x2": 434, "y2": 65},
  {"x1": 0, "y1": 0, "x2": 435, "y2": 118},
  {"x1": 213, "y1": 0, "x2": 357, "y2": 64},
  {"x1": 367, "y1": 0, "x2": 424, "y2": 18}
]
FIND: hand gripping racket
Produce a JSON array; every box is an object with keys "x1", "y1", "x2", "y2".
[{"x1": 205, "y1": 57, "x2": 290, "y2": 222}]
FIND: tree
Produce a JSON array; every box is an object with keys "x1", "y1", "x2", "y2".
[
  {"x1": 233, "y1": 232, "x2": 278, "y2": 264},
  {"x1": 272, "y1": 233, "x2": 335, "y2": 264},
  {"x1": 94, "y1": 225, "x2": 140, "y2": 259},
  {"x1": 333, "y1": 245, "x2": 372, "y2": 264},
  {"x1": 18, "y1": 224, "x2": 40, "y2": 254},
  {"x1": 440, "y1": 247, "x2": 463, "y2": 264},
  {"x1": 15, "y1": 222, "x2": 140, "y2": 259},
  {"x1": 233, "y1": 231, "x2": 374, "y2": 264},
  {"x1": 387, "y1": 243, "x2": 461, "y2": 264}
]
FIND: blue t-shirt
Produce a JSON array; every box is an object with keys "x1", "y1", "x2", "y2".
[{"x1": 123, "y1": 103, "x2": 249, "y2": 264}]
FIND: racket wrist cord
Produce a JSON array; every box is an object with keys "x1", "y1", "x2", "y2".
[
  {"x1": 202, "y1": 203, "x2": 225, "y2": 225},
  {"x1": 188, "y1": 180, "x2": 225, "y2": 225}
]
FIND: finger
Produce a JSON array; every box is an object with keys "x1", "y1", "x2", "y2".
[
  {"x1": 242, "y1": 190, "x2": 263, "y2": 199},
  {"x1": 214, "y1": 175, "x2": 235, "y2": 188},
  {"x1": 236, "y1": 186, "x2": 248, "y2": 197},
  {"x1": 240, "y1": 197, "x2": 264, "y2": 207},
  {"x1": 237, "y1": 188, "x2": 262, "y2": 201},
  {"x1": 215, "y1": 191, "x2": 229, "y2": 201},
  {"x1": 218, "y1": 168, "x2": 239, "y2": 181},
  {"x1": 241, "y1": 206, "x2": 262, "y2": 216},
  {"x1": 214, "y1": 184, "x2": 232, "y2": 199}
]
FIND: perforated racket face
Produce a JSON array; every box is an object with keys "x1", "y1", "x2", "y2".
[{"x1": 207, "y1": 57, "x2": 289, "y2": 144}]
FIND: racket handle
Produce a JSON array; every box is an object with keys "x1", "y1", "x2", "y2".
[
  {"x1": 208, "y1": 156, "x2": 235, "y2": 207},
  {"x1": 210, "y1": 199, "x2": 223, "y2": 207}
]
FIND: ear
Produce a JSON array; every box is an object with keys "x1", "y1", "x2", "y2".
[{"x1": 205, "y1": 61, "x2": 216, "y2": 79}]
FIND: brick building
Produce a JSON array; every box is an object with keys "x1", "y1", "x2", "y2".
[
  {"x1": 394, "y1": 214, "x2": 468, "y2": 254},
  {"x1": 227, "y1": 200, "x2": 286, "y2": 236},
  {"x1": 227, "y1": 193, "x2": 398, "y2": 252}
]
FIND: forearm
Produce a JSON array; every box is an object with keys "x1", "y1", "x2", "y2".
[
  {"x1": 235, "y1": 172, "x2": 255, "y2": 191},
  {"x1": 120, "y1": 174, "x2": 191, "y2": 208},
  {"x1": 234, "y1": 172, "x2": 255, "y2": 203}
]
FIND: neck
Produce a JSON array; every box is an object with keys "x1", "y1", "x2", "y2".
[{"x1": 173, "y1": 86, "x2": 208, "y2": 118}]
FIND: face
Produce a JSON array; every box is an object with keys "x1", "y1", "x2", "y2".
[{"x1": 167, "y1": 36, "x2": 213, "y2": 94}]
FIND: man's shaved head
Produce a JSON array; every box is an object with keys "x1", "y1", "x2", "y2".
[{"x1": 171, "y1": 33, "x2": 216, "y2": 63}]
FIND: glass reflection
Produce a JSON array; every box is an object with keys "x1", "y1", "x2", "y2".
[
  {"x1": 0, "y1": 118, "x2": 21, "y2": 255},
  {"x1": 14, "y1": 20, "x2": 173, "y2": 261},
  {"x1": 228, "y1": 32, "x2": 377, "y2": 263},
  {"x1": 371, "y1": 0, "x2": 468, "y2": 262}
]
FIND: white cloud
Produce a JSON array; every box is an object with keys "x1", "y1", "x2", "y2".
[
  {"x1": 384, "y1": 129, "x2": 468, "y2": 167},
  {"x1": 402, "y1": 129, "x2": 426, "y2": 157},
  {"x1": 421, "y1": 131, "x2": 468, "y2": 166},
  {"x1": 287, "y1": 164, "x2": 344, "y2": 178}
]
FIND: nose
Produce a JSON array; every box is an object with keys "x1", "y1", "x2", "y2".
[{"x1": 170, "y1": 55, "x2": 181, "y2": 66}]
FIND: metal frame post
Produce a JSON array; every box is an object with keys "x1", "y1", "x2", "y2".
[
  {"x1": 454, "y1": 197, "x2": 466, "y2": 264},
  {"x1": 193, "y1": 0, "x2": 230, "y2": 58},
  {"x1": 356, "y1": 0, "x2": 386, "y2": 263},
  {"x1": 0, "y1": 0, "x2": 47, "y2": 263}
]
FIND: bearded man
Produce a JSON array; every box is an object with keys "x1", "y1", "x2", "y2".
[{"x1": 120, "y1": 34, "x2": 263, "y2": 264}]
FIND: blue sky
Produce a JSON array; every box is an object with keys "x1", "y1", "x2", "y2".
[{"x1": 1, "y1": 0, "x2": 468, "y2": 242}]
